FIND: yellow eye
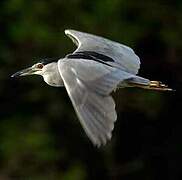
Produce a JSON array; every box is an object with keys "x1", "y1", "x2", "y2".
[{"x1": 37, "y1": 63, "x2": 44, "y2": 69}]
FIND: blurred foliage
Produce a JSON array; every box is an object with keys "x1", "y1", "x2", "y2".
[{"x1": 0, "y1": 0, "x2": 181, "y2": 179}]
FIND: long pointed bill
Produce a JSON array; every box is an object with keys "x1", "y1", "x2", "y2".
[{"x1": 11, "y1": 67, "x2": 37, "y2": 78}]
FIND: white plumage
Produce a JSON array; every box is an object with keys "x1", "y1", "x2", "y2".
[
  {"x1": 12, "y1": 29, "x2": 172, "y2": 147},
  {"x1": 58, "y1": 30, "x2": 148, "y2": 146}
]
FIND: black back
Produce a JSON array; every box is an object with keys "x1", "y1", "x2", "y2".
[
  {"x1": 66, "y1": 51, "x2": 114, "y2": 66},
  {"x1": 38, "y1": 51, "x2": 114, "y2": 66},
  {"x1": 39, "y1": 57, "x2": 61, "y2": 65}
]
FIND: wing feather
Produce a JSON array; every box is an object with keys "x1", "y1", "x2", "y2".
[
  {"x1": 58, "y1": 59, "x2": 133, "y2": 146},
  {"x1": 65, "y1": 29, "x2": 140, "y2": 75}
]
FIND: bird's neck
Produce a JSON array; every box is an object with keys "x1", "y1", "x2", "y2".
[{"x1": 42, "y1": 62, "x2": 64, "y2": 87}]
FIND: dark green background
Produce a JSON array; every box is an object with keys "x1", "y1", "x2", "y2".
[{"x1": 0, "y1": 0, "x2": 181, "y2": 179}]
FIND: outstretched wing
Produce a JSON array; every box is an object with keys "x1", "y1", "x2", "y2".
[
  {"x1": 58, "y1": 58, "x2": 135, "y2": 146},
  {"x1": 65, "y1": 29, "x2": 140, "y2": 75}
]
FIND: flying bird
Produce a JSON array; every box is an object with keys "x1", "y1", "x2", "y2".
[{"x1": 12, "y1": 30, "x2": 172, "y2": 147}]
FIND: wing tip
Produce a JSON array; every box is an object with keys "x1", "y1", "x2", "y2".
[
  {"x1": 93, "y1": 133, "x2": 112, "y2": 148},
  {"x1": 92, "y1": 125, "x2": 115, "y2": 148},
  {"x1": 64, "y1": 29, "x2": 80, "y2": 48},
  {"x1": 65, "y1": 29, "x2": 78, "y2": 35},
  {"x1": 64, "y1": 29, "x2": 71, "y2": 35}
]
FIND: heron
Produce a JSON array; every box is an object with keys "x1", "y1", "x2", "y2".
[{"x1": 12, "y1": 30, "x2": 172, "y2": 147}]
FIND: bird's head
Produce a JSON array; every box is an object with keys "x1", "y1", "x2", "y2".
[
  {"x1": 11, "y1": 58, "x2": 63, "y2": 87},
  {"x1": 11, "y1": 62, "x2": 44, "y2": 77},
  {"x1": 11, "y1": 58, "x2": 60, "y2": 77}
]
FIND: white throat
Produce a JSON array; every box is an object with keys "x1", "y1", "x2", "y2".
[{"x1": 42, "y1": 62, "x2": 64, "y2": 87}]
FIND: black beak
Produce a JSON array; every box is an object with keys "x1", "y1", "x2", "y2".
[{"x1": 11, "y1": 67, "x2": 36, "y2": 78}]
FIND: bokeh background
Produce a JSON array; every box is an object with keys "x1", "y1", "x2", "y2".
[{"x1": 0, "y1": 0, "x2": 181, "y2": 179}]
